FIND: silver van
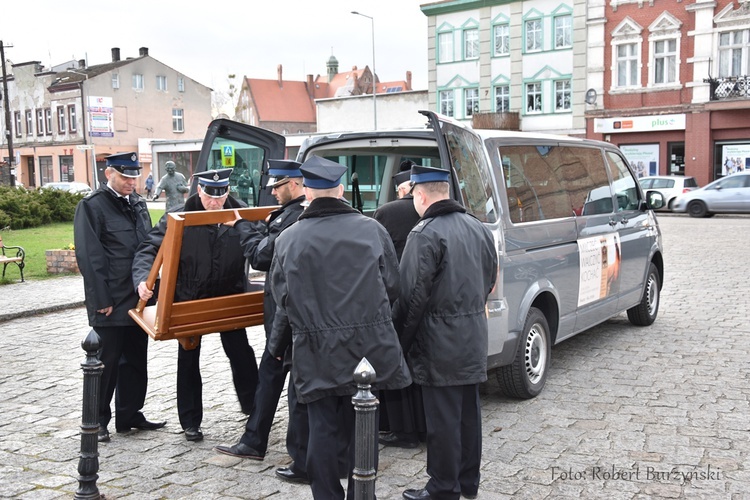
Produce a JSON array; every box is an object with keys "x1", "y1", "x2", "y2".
[{"x1": 194, "y1": 111, "x2": 665, "y2": 398}]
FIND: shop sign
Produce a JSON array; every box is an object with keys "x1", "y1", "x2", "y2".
[{"x1": 594, "y1": 114, "x2": 686, "y2": 134}]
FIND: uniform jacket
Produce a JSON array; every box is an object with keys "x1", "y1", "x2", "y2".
[
  {"x1": 74, "y1": 185, "x2": 152, "y2": 327},
  {"x1": 132, "y1": 194, "x2": 247, "y2": 302},
  {"x1": 267, "y1": 197, "x2": 412, "y2": 404},
  {"x1": 372, "y1": 195, "x2": 420, "y2": 261},
  {"x1": 393, "y1": 199, "x2": 498, "y2": 387},
  {"x1": 235, "y1": 195, "x2": 306, "y2": 336}
]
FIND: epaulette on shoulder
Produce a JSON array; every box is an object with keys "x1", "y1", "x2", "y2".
[{"x1": 410, "y1": 217, "x2": 434, "y2": 233}]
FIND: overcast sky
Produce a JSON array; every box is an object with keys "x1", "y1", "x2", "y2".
[{"x1": 3, "y1": 0, "x2": 430, "y2": 101}]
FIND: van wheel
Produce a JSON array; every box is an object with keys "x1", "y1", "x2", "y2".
[
  {"x1": 497, "y1": 307, "x2": 550, "y2": 399},
  {"x1": 627, "y1": 263, "x2": 660, "y2": 326},
  {"x1": 687, "y1": 201, "x2": 708, "y2": 218}
]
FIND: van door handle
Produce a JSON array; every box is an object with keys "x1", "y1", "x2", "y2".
[{"x1": 608, "y1": 218, "x2": 617, "y2": 227}]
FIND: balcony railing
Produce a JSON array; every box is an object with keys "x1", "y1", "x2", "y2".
[
  {"x1": 471, "y1": 112, "x2": 521, "y2": 130},
  {"x1": 704, "y1": 76, "x2": 750, "y2": 101}
]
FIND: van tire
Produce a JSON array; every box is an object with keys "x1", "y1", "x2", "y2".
[
  {"x1": 497, "y1": 307, "x2": 550, "y2": 399},
  {"x1": 627, "y1": 262, "x2": 660, "y2": 326}
]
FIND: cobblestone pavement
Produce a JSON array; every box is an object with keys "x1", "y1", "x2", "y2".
[{"x1": 0, "y1": 215, "x2": 748, "y2": 499}]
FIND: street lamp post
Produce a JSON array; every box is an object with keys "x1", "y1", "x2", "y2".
[
  {"x1": 68, "y1": 69, "x2": 98, "y2": 189},
  {"x1": 351, "y1": 11, "x2": 377, "y2": 130}
]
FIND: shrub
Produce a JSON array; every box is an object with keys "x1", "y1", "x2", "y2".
[{"x1": 0, "y1": 187, "x2": 83, "y2": 229}]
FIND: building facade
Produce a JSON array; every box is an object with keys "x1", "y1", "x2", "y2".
[
  {"x1": 586, "y1": 0, "x2": 750, "y2": 186},
  {"x1": 421, "y1": 0, "x2": 589, "y2": 135},
  {"x1": 1, "y1": 47, "x2": 212, "y2": 190}
]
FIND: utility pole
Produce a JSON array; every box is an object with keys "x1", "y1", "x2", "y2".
[{"x1": 1, "y1": 40, "x2": 15, "y2": 187}]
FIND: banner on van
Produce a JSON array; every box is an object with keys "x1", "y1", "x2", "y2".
[{"x1": 577, "y1": 234, "x2": 622, "y2": 307}]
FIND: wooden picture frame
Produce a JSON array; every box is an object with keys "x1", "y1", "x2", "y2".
[{"x1": 129, "y1": 206, "x2": 277, "y2": 350}]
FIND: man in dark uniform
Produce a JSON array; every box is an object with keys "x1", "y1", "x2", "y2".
[
  {"x1": 373, "y1": 167, "x2": 425, "y2": 449},
  {"x1": 395, "y1": 165, "x2": 497, "y2": 500},
  {"x1": 214, "y1": 160, "x2": 308, "y2": 478},
  {"x1": 73, "y1": 152, "x2": 166, "y2": 443},
  {"x1": 132, "y1": 168, "x2": 258, "y2": 442},
  {"x1": 267, "y1": 156, "x2": 412, "y2": 500}
]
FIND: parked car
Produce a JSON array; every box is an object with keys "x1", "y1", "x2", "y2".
[
  {"x1": 638, "y1": 175, "x2": 698, "y2": 210},
  {"x1": 191, "y1": 111, "x2": 665, "y2": 399},
  {"x1": 671, "y1": 171, "x2": 750, "y2": 217},
  {"x1": 42, "y1": 182, "x2": 93, "y2": 196}
]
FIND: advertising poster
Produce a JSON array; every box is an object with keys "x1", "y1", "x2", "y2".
[
  {"x1": 578, "y1": 233, "x2": 622, "y2": 307},
  {"x1": 619, "y1": 144, "x2": 659, "y2": 178},
  {"x1": 87, "y1": 96, "x2": 114, "y2": 138},
  {"x1": 720, "y1": 144, "x2": 750, "y2": 175}
]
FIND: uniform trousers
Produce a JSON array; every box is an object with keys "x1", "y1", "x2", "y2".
[
  {"x1": 285, "y1": 376, "x2": 310, "y2": 475},
  {"x1": 379, "y1": 383, "x2": 426, "y2": 439},
  {"x1": 422, "y1": 384, "x2": 481, "y2": 500},
  {"x1": 306, "y1": 393, "x2": 378, "y2": 500},
  {"x1": 95, "y1": 325, "x2": 149, "y2": 430},
  {"x1": 177, "y1": 328, "x2": 258, "y2": 430},
  {"x1": 239, "y1": 349, "x2": 347, "y2": 479}
]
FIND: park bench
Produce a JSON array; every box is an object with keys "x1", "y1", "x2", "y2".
[{"x1": 0, "y1": 234, "x2": 25, "y2": 282}]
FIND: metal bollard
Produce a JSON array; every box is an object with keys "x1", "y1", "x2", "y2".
[
  {"x1": 351, "y1": 357, "x2": 378, "y2": 500},
  {"x1": 75, "y1": 330, "x2": 103, "y2": 500}
]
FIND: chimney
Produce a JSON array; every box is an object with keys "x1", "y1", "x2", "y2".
[
  {"x1": 406, "y1": 71, "x2": 412, "y2": 91},
  {"x1": 278, "y1": 64, "x2": 283, "y2": 87},
  {"x1": 353, "y1": 72, "x2": 359, "y2": 93},
  {"x1": 78, "y1": 59, "x2": 86, "y2": 69},
  {"x1": 112, "y1": 47, "x2": 121, "y2": 62},
  {"x1": 352, "y1": 65, "x2": 358, "y2": 71},
  {"x1": 139, "y1": 47, "x2": 149, "y2": 57},
  {"x1": 307, "y1": 74, "x2": 314, "y2": 99}
]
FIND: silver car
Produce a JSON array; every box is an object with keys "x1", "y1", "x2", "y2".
[{"x1": 671, "y1": 171, "x2": 750, "y2": 217}]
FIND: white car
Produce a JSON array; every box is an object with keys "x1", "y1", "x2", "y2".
[
  {"x1": 43, "y1": 182, "x2": 93, "y2": 196},
  {"x1": 638, "y1": 175, "x2": 698, "y2": 210},
  {"x1": 671, "y1": 172, "x2": 750, "y2": 217}
]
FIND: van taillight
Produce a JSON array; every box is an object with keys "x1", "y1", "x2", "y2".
[{"x1": 682, "y1": 188, "x2": 691, "y2": 193}]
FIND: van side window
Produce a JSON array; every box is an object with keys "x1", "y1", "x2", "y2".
[
  {"x1": 495, "y1": 145, "x2": 573, "y2": 223},
  {"x1": 444, "y1": 127, "x2": 497, "y2": 223},
  {"x1": 496, "y1": 145, "x2": 614, "y2": 220},
  {"x1": 606, "y1": 152, "x2": 641, "y2": 211},
  {"x1": 560, "y1": 147, "x2": 613, "y2": 216}
]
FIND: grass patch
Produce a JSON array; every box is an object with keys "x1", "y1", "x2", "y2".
[{"x1": 0, "y1": 208, "x2": 165, "y2": 284}]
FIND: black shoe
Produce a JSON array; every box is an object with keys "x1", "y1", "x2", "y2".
[
  {"x1": 379, "y1": 431, "x2": 419, "y2": 449},
  {"x1": 214, "y1": 443, "x2": 264, "y2": 460},
  {"x1": 116, "y1": 419, "x2": 167, "y2": 433},
  {"x1": 275, "y1": 466, "x2": 311, "y2": 485},
  {"x1": 185, "y1": 427, "x2": 203, "y2": 442},
  {"x1": 403, "y1": 488, "x2": 431, "y2": 500},
  {"x1": 462, "y1": 493, "x2": 478, "y2": 499},
  {"x1": 98, "y1": 428, "x2": 110, "y2": 443}
]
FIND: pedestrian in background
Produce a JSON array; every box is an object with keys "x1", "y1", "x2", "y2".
[
  {"x1": 373, "y1": 161, "x2": 425, "y2": 449},
  {"x1": 394, "y1": 165, "x2": 497, "y2": 500},
  {"x1": 73, "y1": 152, "x2": 166, "y2": 443},
  {"x1": 267, "y1": 156, "x2": 412, "y2": 499},
  {"x1": 132, "y1": 168, "x2": 258, "y2": 442},
  {"x1": 144, "y1": 173, "x2": 154, "y2": 199},
  {"x1": 215, "y1": 160, "x2": 310, "y2": 484}
]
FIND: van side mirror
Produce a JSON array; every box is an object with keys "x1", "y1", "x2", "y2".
[{"x1": 645, "y1": 190, "x2": 665, "y2": 210}]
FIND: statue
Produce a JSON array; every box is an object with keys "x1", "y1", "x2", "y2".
[{"x1": 153, "y1": 161, "x2": 189, "y2": 210}]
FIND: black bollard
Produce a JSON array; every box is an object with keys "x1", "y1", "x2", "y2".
[
  {"x1": 351, "y1": 357, "x2": 378, "y2": 500},
  {"x1": 75, "y1": 330, "x2": 103, "y2": 500}
]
